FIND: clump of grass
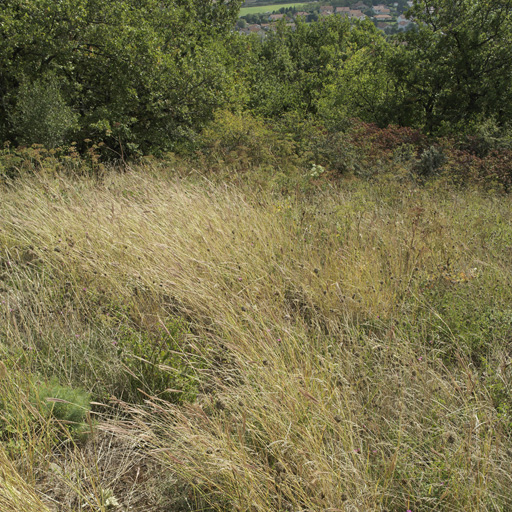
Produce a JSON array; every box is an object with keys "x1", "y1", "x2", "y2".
[{"x1": 0, "y1": 445, "x2": 51, "y2": 512}]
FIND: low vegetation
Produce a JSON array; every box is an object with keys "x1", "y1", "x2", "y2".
[{"x1": 1, "y1": 149, "x2": 512, "y2": 510}]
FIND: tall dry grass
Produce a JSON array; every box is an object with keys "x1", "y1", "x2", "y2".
[
  {"x1": 0, "y1": 168, "x2": 511, "y2": 511},
  {"x1": 0, "y1": 446, "x2": 52, "y2": 512}
]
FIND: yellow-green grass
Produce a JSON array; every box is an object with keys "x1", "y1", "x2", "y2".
[
  {"x1": 0, "y1": 448, "x2": 51, "y2": 512},
  {"x1": 240, "y1": 2, "x2": 311, "y2": 16},
  {"x1": 0, "y1": 166, "x2": 511, "y2": 511}
]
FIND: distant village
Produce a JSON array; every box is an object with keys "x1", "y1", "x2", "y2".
[{"x1": 238, "y1": 0, "x2": 415, "y2": 35}]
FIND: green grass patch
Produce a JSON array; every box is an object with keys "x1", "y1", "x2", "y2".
[{"x1": 240, "y1": 2, "x2": 311, "y2": 16}]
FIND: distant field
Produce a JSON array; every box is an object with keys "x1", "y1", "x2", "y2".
[{"x1": 239, "y1": 2, "x2": 311, "y2": 16}]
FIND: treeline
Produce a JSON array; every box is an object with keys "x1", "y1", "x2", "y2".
[
  {"x1": 0, "y1": 0, "x2": 241, "y2": 155},
  {"x1": 0, "y1": 0, "x2": 512, "y2": 159},
  {"x1": 236, "y1": 0, "x2": 512, "y2": 134}
]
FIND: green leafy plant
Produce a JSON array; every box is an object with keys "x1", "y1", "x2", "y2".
[
  {"x1": 0, "y1": 0, "x2": 242, "y2": 154},
  {"x1": 415, "y1": 145, "x2": 446, "y2": 179},
  {"x1": 32, "y1": 378, "x2": 92, "y2": 441},
  {"x1": 117, "y1": 318, "x2": 203, "y2": 403}
]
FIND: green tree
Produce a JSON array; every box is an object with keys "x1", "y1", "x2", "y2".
[
  {"x1": 0, "y1": 0, "x2": 242, "y2": 153},
  {"x1": 317, "y1": 18, "x2": 421, "y2": 130},
  {"x1": 394, "y1": 0, "x2": 512, "y2": 132},
  {"x1": 240, "y1": 16, "x2": 354, "y2": 118},
  {"x1": 318, "y1": 25, "x2": 401, "y2": 129},
  {"x1": 11, "y1": 75, "x2": 78, "y2": 148}
]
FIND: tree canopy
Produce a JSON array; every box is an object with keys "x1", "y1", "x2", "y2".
[
  {"x1": 0, "y1": 0, "x2": 511, "y2": 152},
  {"x1": 394, "y1": 0, "x2": 512, "y2": 132},
  {"x1": 0, "y1": 0, "x2": 241, "y2": 153}
]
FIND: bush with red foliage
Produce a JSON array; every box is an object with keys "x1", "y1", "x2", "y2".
[
  {"x1": 441, "y1": 140, "x2": 512, "y2": 191},
  {"x1": 350, "y1": 121, "x2": 426, "y2": 156}
]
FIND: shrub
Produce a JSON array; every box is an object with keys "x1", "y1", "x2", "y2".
[
  {"x1": 0, "y1": 370, "x2": 92, "y2": 457},
  {"x1": 463, "y1": 118, "x2": 512, "y2": 157},
  {"x1": 10, "y1": 76, "x2": 78, "y2": 149},
  {"x1": 117, "y1": 318, "x2": 203, "y2": 404},
  {"x1": 201, "y1": 110, "x2": 293, "y2": 168},
  {"x1": 0, "y1": 141, "x2": 105, "y2": 181},
  {"x1": 414, "y1": 145, "x2": 446, "y2": 178},
  {"x1": 32, "y1": 378, "x2": 92, "y2": 441},
  {"x1": 304, "y1": 127, "x2": 359, "y2": 175},
  {"x1": 353, "y1": 121, "x2": 424, "y2": 153}
]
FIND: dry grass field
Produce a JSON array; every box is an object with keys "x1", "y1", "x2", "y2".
[{"x1": 1, "y1": 164, "x2": 511, "y2": 511}]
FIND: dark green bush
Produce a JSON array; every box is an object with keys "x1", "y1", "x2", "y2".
[
  {"x1": 414, "y1": 146, "x2": 446, "y2": 179},
  {"x1": 11, "y1": 76, "x2": 78, "y2": 149},
  {"x1": 0, "y1": 372, "x2": 92, "y2": 449}
]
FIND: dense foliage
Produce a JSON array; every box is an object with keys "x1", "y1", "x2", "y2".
[
  {"x1": 0, "y1": 0, "x2": 511, "y2": 156},
  {"x1": 0, "y1": 0, "x2": 241, "y2": 154},
  {"x1": 393, "y1": 0, "x2": 512, "y2": 131}
]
